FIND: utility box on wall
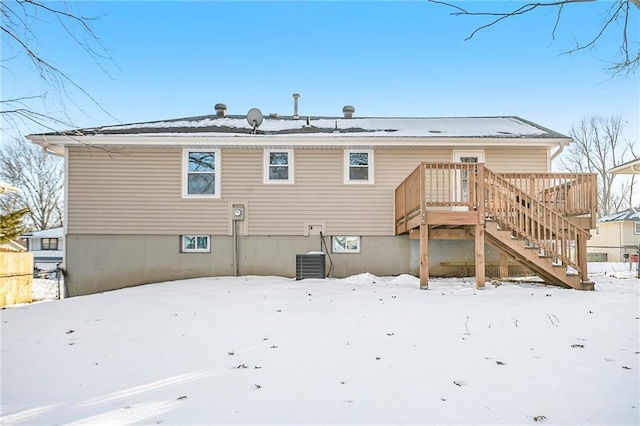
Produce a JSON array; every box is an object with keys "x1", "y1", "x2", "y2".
[{"x1": 295, "y1": 253, "x2": 325, "y2": 280}]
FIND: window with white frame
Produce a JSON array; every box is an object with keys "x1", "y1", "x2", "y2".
[
  {"x1": 595, "y1": 225, "x2": 600, "y2": 236},
  {"x1": 332, "y1": 236, "x2": 361, "y2": 253},
  {"x1": 635, "y1": 222, "x2": 640, "y2": 235},
  {"x1": 264, "y1": 149, "x2": 294, "y2": 183},
  {"x1": 183, "y1": 149, "x2": 220, "y2": 197},
  {"x1": 344, "y1": 150, "x2": 374, "y2": 184},
  {"x1": 41, "y1": 238, "x2": 58, "y2": 251},
  {"x1": 181, "y1": 235, "x2": 210, "y2": 252}
]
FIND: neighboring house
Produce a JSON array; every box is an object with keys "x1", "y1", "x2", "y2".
[
  {"x1": 609, "y1": 157, "x2": 640, "y2": 175},
  {"x1": 27, "y1": 101, "x2": 597, "y2": 296},
  {"x1": 1, "y1": 182, "x2": 33, "y2": 306},
  {"x1": 20, "y1": 227, "x2": 64, "y2": 271},
  {"x1": 588, "y1": 207, "x2": 640, "y2": 262}
]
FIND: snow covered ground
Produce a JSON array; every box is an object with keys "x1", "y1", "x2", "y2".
[{"x1": 1, "y1": 269, "x2": 638, "y2": 425}]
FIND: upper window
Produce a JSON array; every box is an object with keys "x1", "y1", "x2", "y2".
[
  {"x1": 183, "y1": 149, "x2": 221, "y2": 198},
  {"x1": 635, "y1": 222, "x2": 640, "y2": 235},
  {"x1": 264, "y1": 149, "x2": 294, "y2": 184},
  {"x1": 182, "y1": 235, "x2": 210, "y2": 253},
  {"x1": 344, "y1": 150, "x2": 374, "y2": 184},
  {"x1": 41, "y1": 238, "x2": 58, "y2": 251}
]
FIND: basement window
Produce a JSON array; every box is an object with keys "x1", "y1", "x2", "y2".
[
  {"x1": 182, "y1": 235, "x2": 210, "y2": 253},
  {"x1": 344, "y1": 150, "x2": 374, "y2": 184},
  {"x1": 332, "y1": 236, "x2": 361, "y2": 253},
  {"x1": 264, "y1": 149, "x2": 294, "y2": 183},
  {"x1": 183, "y1": 149, "x2": 221, "y2": 198}
]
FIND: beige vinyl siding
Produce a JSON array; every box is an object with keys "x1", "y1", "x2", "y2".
[
  {"x1": 484, "y1": 147, "x2": 549, "y2": 172},
  {"x1": 587, "y1": 221, "x2": 640, "y2": 262},
  {"x1": 67, "y1": 145, "x2": 551, "y2": 236},
  {"x1": 623, "y1": 222, "x2": 640, "y2": 246},
  {"x1": 591, "y1": 221, "x2": 640, "y2": 248},
  {"x1": 592, "y1": 222, "x2": 622, "y2": 248},
  {"x1": 67, "y1": 148, "x2": 229, "y2": 235}
]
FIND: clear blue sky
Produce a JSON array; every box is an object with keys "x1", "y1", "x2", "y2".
[{"x1": 2, "y1": 1, "x2": 638, "y2": 147}]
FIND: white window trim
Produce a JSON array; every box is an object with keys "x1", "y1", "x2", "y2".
[
  {"x1": 181, "y1": 235, "x2": 211, "y2": 253},
  {"x1": 452, "y1": 150, "x2": 485, "y2": 164},
  {"x1": 182, "y1": 149, "x2": 221, "y2": 198},
  {"x1": 263, "y1": 149, "x2": 294, "y2": 184},
  {"x1": 635, "y1": 222, "x2": 640, "y2": 235},
  {"x1": 344, "y1": 150, "x2": 374, "y2": 184},
  {"x1": 332, "y1": 236, "x2": 361, "y2": 253}
]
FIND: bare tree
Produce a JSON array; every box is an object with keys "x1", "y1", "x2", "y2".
[
  {"x1": 429, "y1": 0, "x2": 639, "y2": 76},
  {"x1": 0, "y1": 138, "x2": 64, "y2": 231},
  {"x1": 560, "y1": 116, "x2": 637, "y2": 216},
  {"x1": 1, "y1": 0, "x2": 117, "y2": 136}
]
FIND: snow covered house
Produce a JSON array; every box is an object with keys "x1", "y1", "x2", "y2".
[
  {"x1": 20, "y1": 226, "x2": 64, "y2": 272},
  {"x1": 588, "y1": 207, "x2": 640, "y2": 262},
  {"x1": 27, "y1": 101, "x2": 598, "y2": 296}
]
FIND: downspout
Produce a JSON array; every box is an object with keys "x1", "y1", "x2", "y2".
[{"x1": 550, "y1": 140, "x2": 567, "y2": 162}]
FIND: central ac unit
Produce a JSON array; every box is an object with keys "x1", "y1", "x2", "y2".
[{"x1": 295, "y1": 253, "x2": 325, "y2": 280}]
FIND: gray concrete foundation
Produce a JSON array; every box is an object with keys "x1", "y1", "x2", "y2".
[
  {"x1": 64, "y1": 234, "x2": 519, "y2": 296},
  {"x1": 64, "y1": 234, "x2": 416, "y2": 296}
]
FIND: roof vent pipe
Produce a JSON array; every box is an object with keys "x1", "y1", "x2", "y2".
[
  {"x1": 215, "y1": 103, "x2": 227, "y2": 117},
  {"x1": 343, "y1": 105, "x2": 355, "y2": 119},
  {"x1": 293, "y1": 93, "x2": 300, "y2": 119}
]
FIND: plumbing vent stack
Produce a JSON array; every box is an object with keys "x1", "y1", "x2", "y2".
[
  {"x1": 215, "y1": 103, "x2": 227, "y2": 117},
  {"x1": 343, "y1": 105, "x2": 355, "y2": 119},
  {"x1": 293, "y1": 93, "x2": 300, "y2": 119}
]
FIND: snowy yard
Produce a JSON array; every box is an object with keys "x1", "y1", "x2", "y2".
[{"x1": 1, "y1": 270, "x2": 638, "y2": 425}]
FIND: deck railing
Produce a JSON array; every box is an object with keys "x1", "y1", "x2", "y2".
[
  {"x1": 499, "y1": 173, "x2": 597, "y2": 220},
  {"x1": 484, "y1": 168, "x2": 592, "y2": 279},
  {"x1": 394, "y1": 163, "x2": 597, "y2": 281},
  {"x1": 395, "y1": 162, "x2": 481, "y2": 233}
]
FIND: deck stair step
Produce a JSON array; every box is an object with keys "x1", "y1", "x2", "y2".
[{"x1": 480, "y1": 221, "x2": 593, "y2": 290}]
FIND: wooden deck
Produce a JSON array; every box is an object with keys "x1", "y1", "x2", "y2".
[{"x1": 394, "y1": 163, "x2": 597, "y2": 290}]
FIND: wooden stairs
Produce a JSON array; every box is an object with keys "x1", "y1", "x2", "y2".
[
  {"x1": 480, "y1": 221, "x2": 593, "y2": 290},
  {"x1": 395, "y1": 163, "x2": 598, "y2": 291}
]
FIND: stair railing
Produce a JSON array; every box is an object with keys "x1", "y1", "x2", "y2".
[{"x1": 482, "y1": 166, "x2": 591, "y2": 281}]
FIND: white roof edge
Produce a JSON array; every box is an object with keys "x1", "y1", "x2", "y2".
[
  {"x1": 608, "y1": 158, "x2": 640, "y2": 174},
  {"x1": 21, "y1": 226, "x2": 64, "y2": 238},
  {"x1": 28, "y1": 135, "x2": 570, "y2": 148}
]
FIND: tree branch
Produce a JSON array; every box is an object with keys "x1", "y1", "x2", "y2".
[{"x1": 429, "y1": 0, "x2": 638, "y2": 75}]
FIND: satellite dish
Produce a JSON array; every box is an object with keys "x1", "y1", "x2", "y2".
[{"x1": 246, "y1": 108, "x2": 264, "y2": 129}]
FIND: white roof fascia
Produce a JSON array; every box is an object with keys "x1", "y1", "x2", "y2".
[
  {"x1": 29, "y1": 135, "x2": 570, "y2": 149},
  {"x1": 21, "y1": 227, "x2": 64, "y2": 239},
  {"x1": 608, "y1": 158, "x2": 640, "y2": 175}
]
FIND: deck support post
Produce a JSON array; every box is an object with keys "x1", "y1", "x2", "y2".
[
  {"x1": 475, "y1": 224, "x2": 485, "y2": 289},
  {"x1": 420, "y1": 224, "x2": 429, "y2": 289},
  {"x1": 577, "y1": 232, "x2": 588, "y2": 282},
  {"x1": 499, "y1": 253, "x2": 508, "y2": 279}
]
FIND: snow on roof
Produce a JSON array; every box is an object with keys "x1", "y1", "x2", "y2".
[
  {"x1": 21, "y1": 226, "x2": 64, "y2": 239},
  {"x1": 597, "y1": 207, "x2": 640, "y2": 223},
  {"x1": 43, "y1": 115, "x2": 567, "y2": 139}
]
